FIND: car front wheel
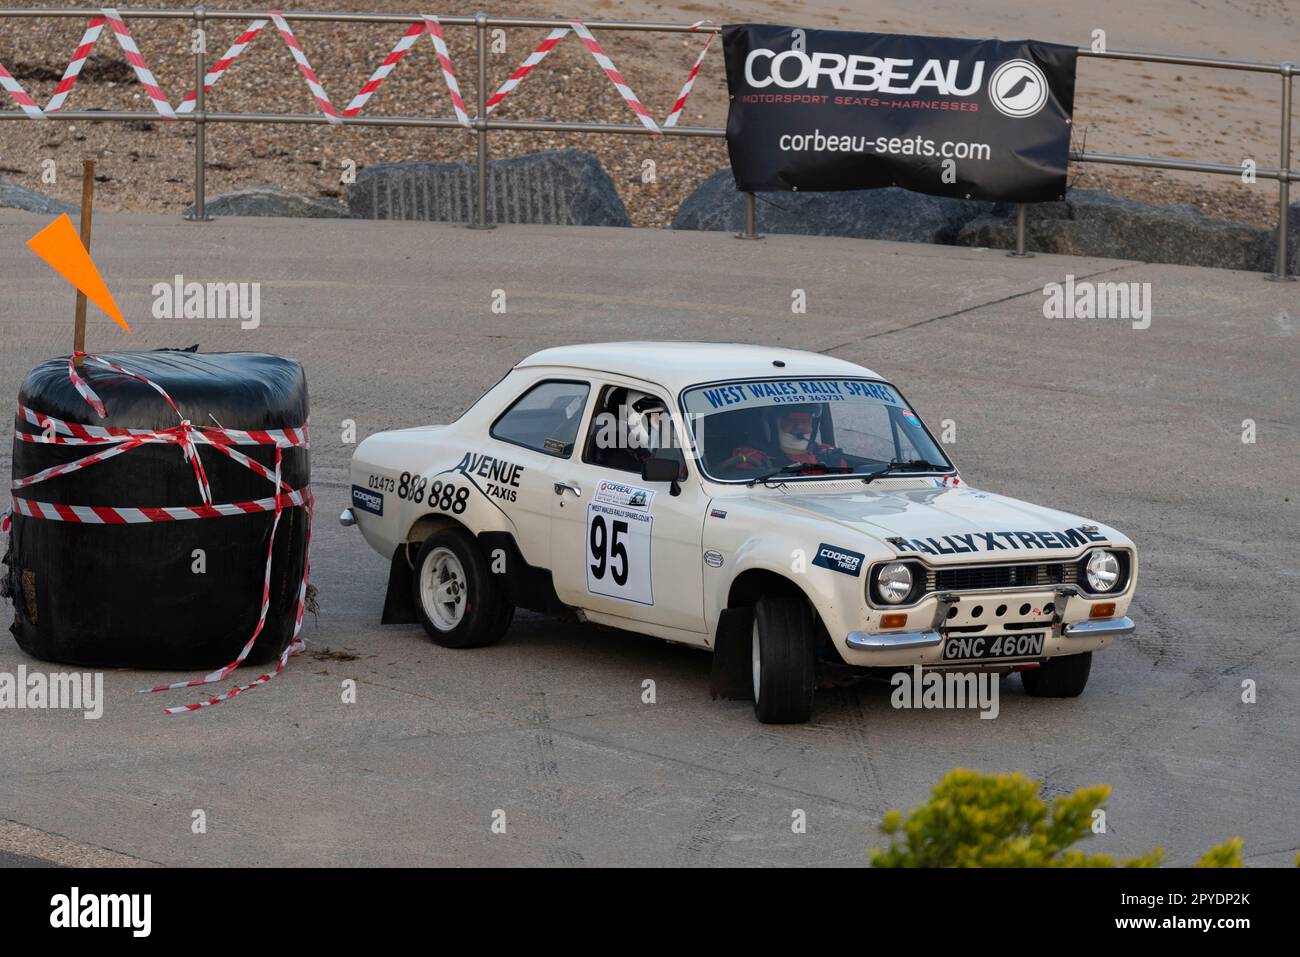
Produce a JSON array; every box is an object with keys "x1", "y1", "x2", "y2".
[
  {"x1": 1021, "y1": 651, "x2": 1091, "y2": 697},
  {"x1": 751, "y1": 596, "x2": 816, "y2": 724},
  {"x1": 412, "y1": 528, "x2": 512, "y2": 648}
]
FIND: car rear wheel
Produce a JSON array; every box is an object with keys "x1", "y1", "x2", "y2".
[
  {"x1": 412, "y1": 528, "x2": 512, "y2": 648},
  {"x1": 751, "y1": 596, "x2": 816, "y2": 724},
  {"x1": 1021, "y1": 651, "x2": 1092, "y2": 697}
]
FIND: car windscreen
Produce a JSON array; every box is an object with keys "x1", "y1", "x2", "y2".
[{"x1": 681, "y1": 378, "x2": 952, "y2": 481}]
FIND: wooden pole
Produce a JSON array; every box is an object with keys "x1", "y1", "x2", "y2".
[{"x1": 73, "y1": 159, "x2": 94, "y2": 367}]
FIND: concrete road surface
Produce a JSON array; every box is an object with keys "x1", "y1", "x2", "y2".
[{"x1": 0, "y1": 212, "x2": 1296, "y2": 866}]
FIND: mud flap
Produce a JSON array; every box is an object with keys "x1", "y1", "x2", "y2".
[
  {"x1": 710, "y1": 606, "x2": 755, "y2": 701},
  {"x1": 381, "y1": 543, "x2": 418, "y2": 625}
]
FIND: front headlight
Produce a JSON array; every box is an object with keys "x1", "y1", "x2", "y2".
[
  {"x1": 877, "y1": 562, "x2": 914, "y2": 604},
  {"x1": 1085, "y1": 550, "x2": 1122, "y2": 592}
]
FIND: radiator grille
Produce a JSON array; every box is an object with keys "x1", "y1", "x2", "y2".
[{"x1": 927, "y1": 562, "x2": 1077, "y2": 593}]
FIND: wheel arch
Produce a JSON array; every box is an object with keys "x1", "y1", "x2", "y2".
[
  {"x1": 721, "y1": 566, "x2": 842, "y2": 665},
  {"x1": 404, "y1": 511, "x2": 469, "y2": 545},
  {"x1": 726, "y1": 568, "x2": 812, "y2": 610}
]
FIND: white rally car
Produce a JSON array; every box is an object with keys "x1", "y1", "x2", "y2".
[{"x1": 343, "y1": 342, "x2": 1136, "y2": 723}]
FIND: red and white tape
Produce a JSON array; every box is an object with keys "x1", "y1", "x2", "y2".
[
  {"x1": 485, "y1": 20, "x2": 715, "y2": 129},
  {"x1": 3, "y1": 353, "x2": 312, "y2": 714},
  {"x1": 161, "y1": 484, "x2": 312, "y2": 714},
  {"x1": 1, "y1": 8, "x2": 175, "y2": 120},
  {"x1": 102, "y1": 7, "x2": 176, "y2": 120},
  {"x1": 3, "y1": 12, "x2": 712, "y2": 130},
  {"x1": 16, "y1": 402, "x2": 308, "y2": 448},
  {"x1": 570, "y1": 20, "x2": 659, "y2": 133},
  {"x1": 343, "y1": 16, "x2": 469, "y2": 124},
  {"x1": 344, "y1": 20, "x2": 425, "y2": 116},
  {"x1": 269, "y1": 11, "x2": 341, "y2": 123},
  {"x1": 43, "y1": 15, "x2": 106, "y2": 113},
  {"x1": 9, "y1": 487, "x2": 309, "y2": 524},
  {"x1": 420, "y1": 14, "x2": 470, "y2": 127},
  {"x1": 484, "y1": 26, "x2": 570, "y2": 113},
  {"x1": 177, "y1": 18, "x2": 269, "y2": 115},
  {"x1": 0, "y1": 61, "x2": 47, "y2": 119},
  {"x1": 664, "y1": 21, "x2": 716, "y2": 128}
]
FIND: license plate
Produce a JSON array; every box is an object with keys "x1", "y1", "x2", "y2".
[{"x1": 942, "y1": 632, "x2": 1045, "y2": 662}]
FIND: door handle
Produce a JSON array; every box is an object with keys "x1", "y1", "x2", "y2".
[{"x1": 554, "y1": 481, "x2": 582, "y2": 498}]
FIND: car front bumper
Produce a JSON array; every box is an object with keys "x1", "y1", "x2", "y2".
[{"x1": 840, "y1": 616, "x2": 1135, "y2": 668}]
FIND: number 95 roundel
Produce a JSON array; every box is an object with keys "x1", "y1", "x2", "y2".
[{"x1": 585, "y1": 481, "x2": 656, "y2": 606}]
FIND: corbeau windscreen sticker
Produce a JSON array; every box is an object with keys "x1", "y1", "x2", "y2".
[
  {"x1": 586, "y1": 480, "x2": 657, "y2": 605},
  {"x1": 898, "y1": 525, "x2": 1109, "y2": 555},
  {"x1": 685, "y1": 378, "x2": 900, "y2": 413},
  {"x1": 351, "y1": 485, "x2": 384, "y2": 516},
  {"x1": 813, "y1": 543, "x2": 865, "y2": 576},
  {"x1": 722, "y1": 24, "x2": 1078, "y2": 202}
]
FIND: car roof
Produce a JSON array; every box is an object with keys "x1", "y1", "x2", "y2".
[{"x1": 514, "y1": 341, "x2": 883, "y2": 393}]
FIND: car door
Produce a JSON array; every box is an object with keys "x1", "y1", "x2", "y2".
[
  {"x1": 548, "y1": 379, "x2": 708, "y2": 638},
  {"x1": 484, "y1": 376, "x2": 594, "y2": 571}
]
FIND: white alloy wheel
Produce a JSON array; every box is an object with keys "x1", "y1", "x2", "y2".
[
  {"x1": 420, "y1": 546, "x2": 468, "y2": 632},
  {"x1": 752, "y1": 619, "x2": 762, "y2": 705}
]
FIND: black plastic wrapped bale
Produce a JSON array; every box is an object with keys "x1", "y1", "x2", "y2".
[{"x1": 2, "y1": 351, "x2": 310, "y2": 669}]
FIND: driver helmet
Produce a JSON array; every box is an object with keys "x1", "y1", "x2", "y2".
[
  {"x1": 624, "y1": 390, "x2": 667, "y2": 451},
  {"x1": 775, "y1": 405, "x2": 819, "y2": 455}
]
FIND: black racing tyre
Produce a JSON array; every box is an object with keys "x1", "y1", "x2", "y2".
[
  {"x1": 487, "y1": 601, "x2": 516, "y2": 644},
  {"x1": 1021, "y1": 651, "x2": 1092, "y2": 698},
  {"x1": 411, "y1": 527, "x2": 512, "y2": 648},
  {"x1": 751, "y1": 596, "x2": 817, "y2": 724}
]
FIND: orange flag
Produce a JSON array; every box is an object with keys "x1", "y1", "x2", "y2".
[{"x1": 26, "y1": 213, "x2": 132, "y2": 333}]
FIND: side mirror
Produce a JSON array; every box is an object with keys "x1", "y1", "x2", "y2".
[{"x1": 641, "y1": 451, "x2": 683, "y2": 497}]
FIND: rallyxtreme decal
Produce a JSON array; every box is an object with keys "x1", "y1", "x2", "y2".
[{"x1": 895, "y1": 525, "x2": 1109, "y2": 556}]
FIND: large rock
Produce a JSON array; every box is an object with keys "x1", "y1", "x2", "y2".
[
  {"x1": 672, "y1": 169, "x2": 992, "y2": 244},
  {"x1": 957, "y1": 189, "x2": 1273, "y2": 272},
  {"x1": 0, "y1": 177, "x2": 77, "y2": 215},
  {"x1": 1263, "y1": 200, "x2": 1300, "y2": 278},
  {"x1": 185, "y1": 185, "x2": 347, "y2": 219},
  {"x1": 348, "y1": 149, "x2": 631, "y2": 226}
]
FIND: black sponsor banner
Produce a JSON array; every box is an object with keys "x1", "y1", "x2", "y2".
[{"x1": 723, "y1": 24, "x2": 1078, "y2": 202}]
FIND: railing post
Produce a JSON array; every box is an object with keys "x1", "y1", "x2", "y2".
[
  {"x1": 1269, "y1": 62, "x2": 1294, "y2": 281},
  {"x1": 185, "y1": 4, "x2": 211, "y2": 222},
  {"x1": 734, "y1": 191, "x2": 763, "y2": 240},
  {"x1": 1007, "y1": 203, "x2": 1032, "y2": 257},
  {"x1": 468, "y1": 11, "x2": 495, "y2": 230}
]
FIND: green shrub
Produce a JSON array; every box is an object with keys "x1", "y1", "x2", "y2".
[
  {"x1": 870, "y1": 769, "x2": 1246, "y2": 868},
  {"x1": 1196, "y1": 838, "x2": 1244, "y2": 868}
]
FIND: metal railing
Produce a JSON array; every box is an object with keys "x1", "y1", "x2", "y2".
[{"x1": 0, "y1": 7, "x2": 1294, "y2": 278}]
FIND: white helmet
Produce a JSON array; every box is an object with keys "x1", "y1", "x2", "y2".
[{"x1": 624, "y1": 390, "x2": 666, "y2": 450}]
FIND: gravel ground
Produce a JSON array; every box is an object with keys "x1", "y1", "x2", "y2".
[
  {"x1": 0, "y1": 1, "x2": 1285, "y2": 229},
  {"x1": 0, "y1": 1, "x2": 731, "y2": 227}
]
